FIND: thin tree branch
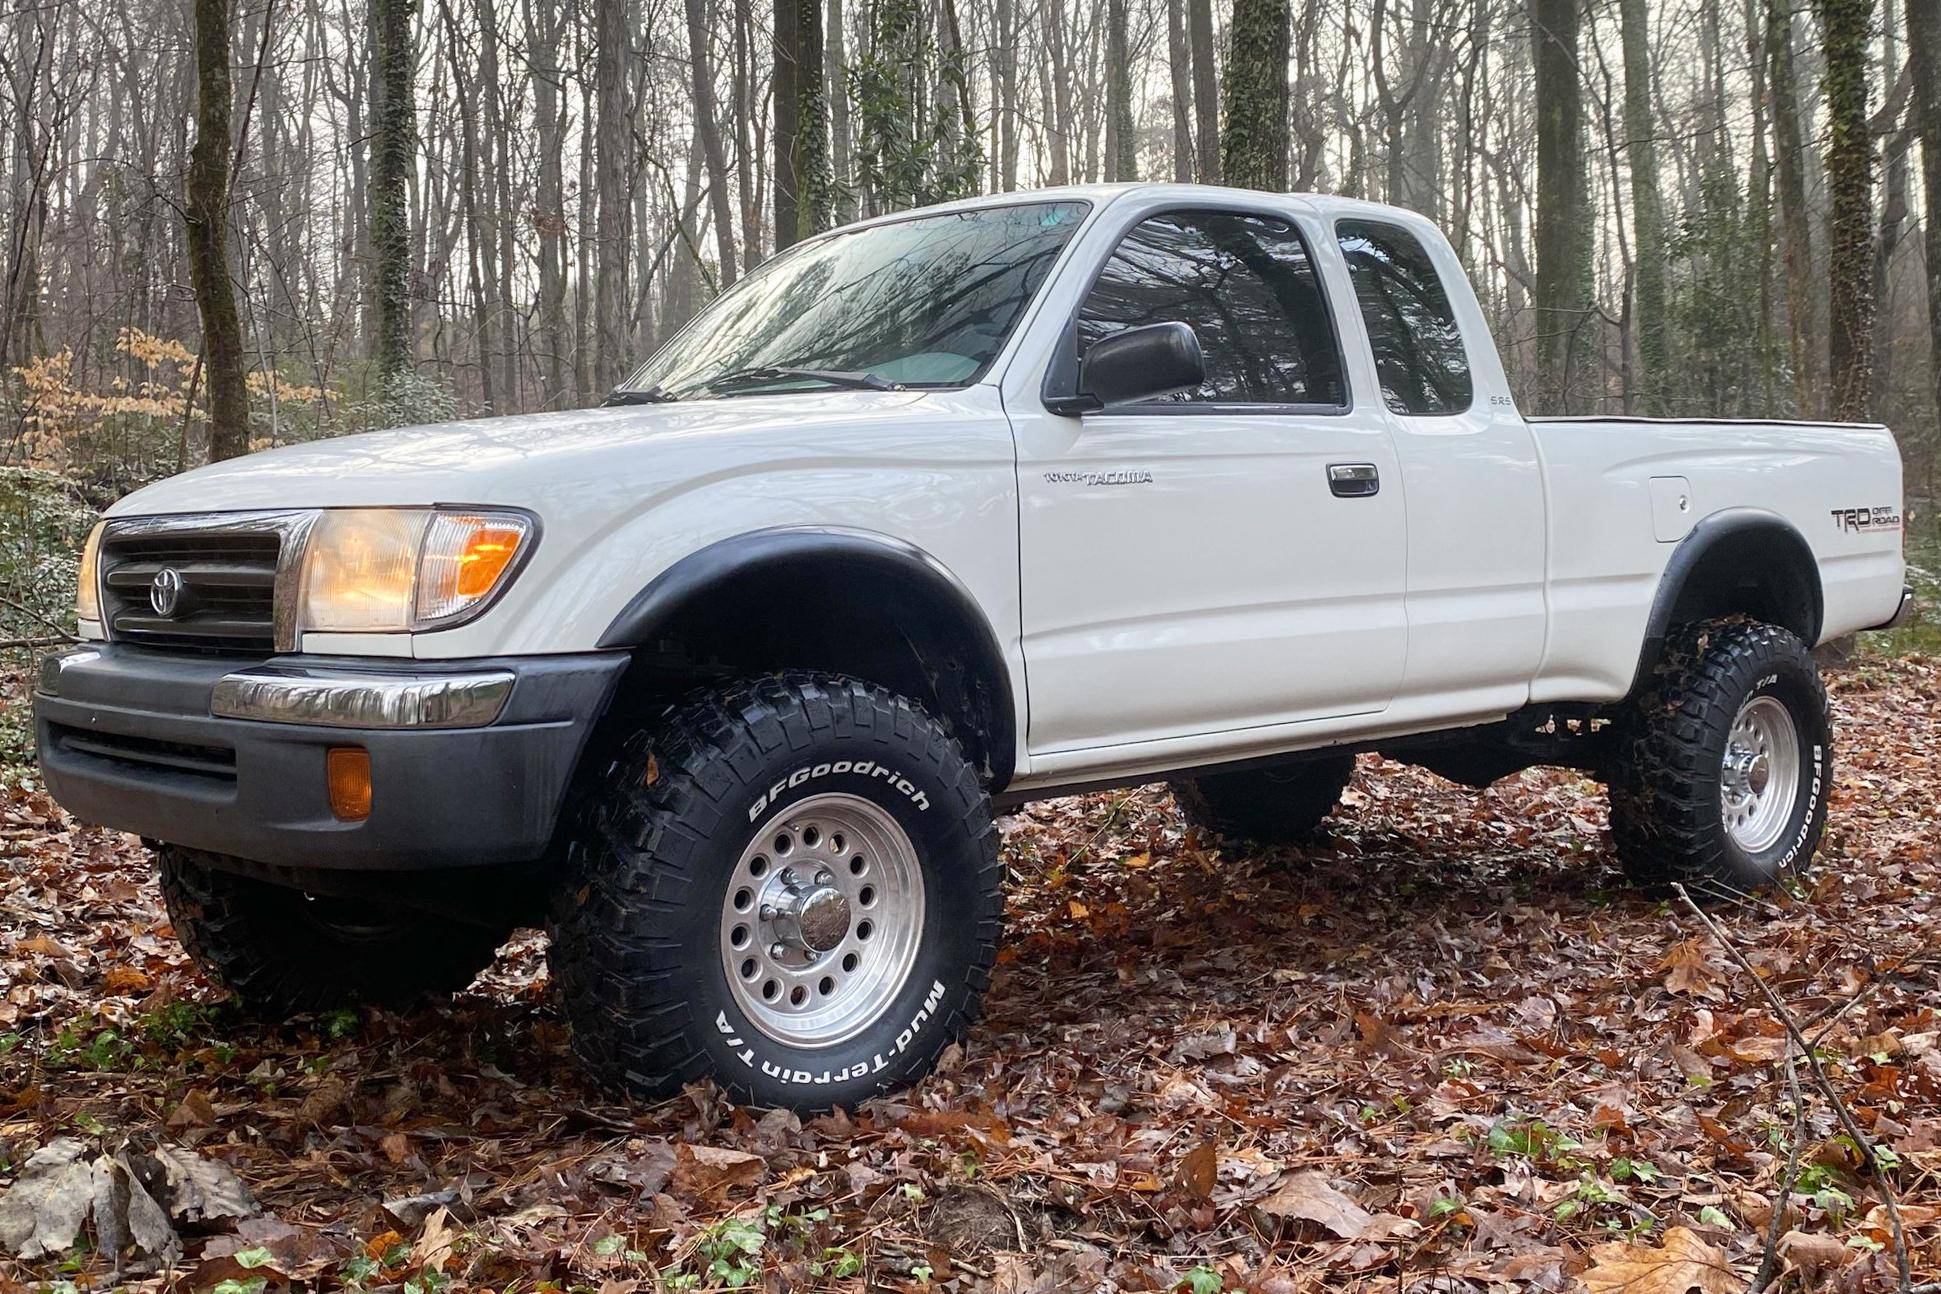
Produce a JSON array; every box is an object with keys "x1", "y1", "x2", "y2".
[{"x1": 1673, "y1": 885, "x2": 1913, "y2": 1293}]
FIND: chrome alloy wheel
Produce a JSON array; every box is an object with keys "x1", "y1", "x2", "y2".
[
  {"x1": 719, "y1": 793, "x2": 926, "y2": 1047},
  {"x1": 1720, "y1": 695, "x2": 1800, "y2": 853}
]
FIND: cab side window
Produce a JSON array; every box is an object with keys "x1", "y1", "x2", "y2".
[
  {"x1": 1334, "y1": 219, "x2": 1473, "y2": 415},
  {"x1": 1076, "y1": 210, "x2": 1346, "y2": 407}
]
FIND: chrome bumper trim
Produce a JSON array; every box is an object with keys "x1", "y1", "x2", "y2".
[{"x1": 210, "y1": 666, "x2": 515, "y2": 729}]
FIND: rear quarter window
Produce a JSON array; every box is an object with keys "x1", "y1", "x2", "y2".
[{"x1": 1335, "y1": 219, "x2": 1473, "y2": 416}]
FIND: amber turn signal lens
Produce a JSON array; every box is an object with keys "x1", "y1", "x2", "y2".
[
  {"x1": 326, "y1": 747, "x2": 372, "y2": 821},
  {"x1": 454, "y1": 523, "x2": 525, "y2": 598},
  {"x1": 414, "y1": 511, "x2": 533, "y2": 625}
]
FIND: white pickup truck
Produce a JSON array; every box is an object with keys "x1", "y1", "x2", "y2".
[{"x1": 35, "y1": 185, "x2": 1911, "y2": 1109}]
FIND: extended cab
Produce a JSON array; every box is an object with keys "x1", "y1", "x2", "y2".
[{"x1": 35, "y1": 186, "x2": 1912, "y2": 1109}]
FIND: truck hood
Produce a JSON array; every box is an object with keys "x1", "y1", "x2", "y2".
[{"x1": 108, "y1": 389, "x2": 938, "y2": 517}]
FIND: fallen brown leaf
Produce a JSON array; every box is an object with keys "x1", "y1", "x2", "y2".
[{"x1": 1581, "y1": 1226, "x2": 1737, "y2": 1294}]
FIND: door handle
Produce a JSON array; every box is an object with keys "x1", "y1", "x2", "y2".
[{"x1": 1328, "y1": 463, "x2": 1380, "y2": 497}]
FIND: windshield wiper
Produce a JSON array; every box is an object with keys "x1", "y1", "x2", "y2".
[
  {"x1": 704, "y1": 365, "x2": 904, "y2": 394},
  {"x1": 602, "y1": 384, "x2": 677, "y2": 406}
]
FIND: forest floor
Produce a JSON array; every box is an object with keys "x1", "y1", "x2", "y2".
[{"x1": 1, "y1": 653, "x2": 1938, "y2": 1294}]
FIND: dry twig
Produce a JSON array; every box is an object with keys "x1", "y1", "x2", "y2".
[{"x1": 1673, "y1": 884, "x2": 1913, "y2": 1292}]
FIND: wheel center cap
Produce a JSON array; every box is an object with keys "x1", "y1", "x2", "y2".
[
  {"x1": 781, "y1": 886, "x2": 851, "y2": 953},
  {"x1": 1746, "y1": 753, "x2": 1771, "y2": 796}
]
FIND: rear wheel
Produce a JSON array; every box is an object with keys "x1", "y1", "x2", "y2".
[
  {"x1": 157, "y1": 846, "x2": 509, "y2": 1015},
  {"x1": 549, "y1": 672, "x2": 1003, "y2": 1110},
  {"x1": 1609, "y1": 618, "x2": 1831, "y2": 895},
  {"x1": 1170, "y1": 754, "x2": 1356, "y2": 847}
]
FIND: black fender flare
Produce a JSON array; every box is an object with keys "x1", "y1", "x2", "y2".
[
  {"x1": 1628, "y1": 507, "x2": 1824, "y2": 694},
  {"x1": 598, "y1": 525, "x2": 1017, "y2": 786}
]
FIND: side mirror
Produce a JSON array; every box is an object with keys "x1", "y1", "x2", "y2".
[{"x1": 1077, "y1": 322, "x2": 1205, "y2": 410}]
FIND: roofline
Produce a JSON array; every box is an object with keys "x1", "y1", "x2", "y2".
[{"x1": 816, "y1": 184, "x2": 1436, "y2": 240}]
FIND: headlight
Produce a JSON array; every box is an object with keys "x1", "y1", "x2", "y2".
[
  {"x1": 298, "y1": 508, "x2": 532, "y2": 634},
  {"x1": 76, "y1": 521, "x2": 104, "y2": 625}
]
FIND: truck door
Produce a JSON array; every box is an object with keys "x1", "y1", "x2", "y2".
[
  {"x1": 1328, "y1": 217, "x2": 1547, "y2": 712},
  {"x1": 1012, "y1": 204, "x2": 1409, "y2": 754}
]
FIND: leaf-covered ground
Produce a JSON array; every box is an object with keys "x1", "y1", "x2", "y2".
[{"x1": 2, "y1": 655, "x2": 1938, "y2": 1293}]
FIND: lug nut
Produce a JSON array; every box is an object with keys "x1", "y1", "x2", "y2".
[
  {"x1": 760, "y1": 904, "x2": 776, "y2": 921},
  {"x1": 815, "y1": 869, "x2": 833, "y2": 886},
  {"x1": 769, "y1": 942, "x2": 788, "y2": 959}
]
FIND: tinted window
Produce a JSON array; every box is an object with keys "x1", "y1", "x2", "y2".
[
  {"x1": 627, "y1": 200, "x2": 1089, "y2": 399},
  {"x1": 1076, "y1": 210, "x2": 1346, "y2": 406},
  {"x1": 1335, "y1": 220, "x2": 1473, "y2": 415}
]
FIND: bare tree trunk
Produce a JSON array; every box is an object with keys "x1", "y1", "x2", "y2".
[
  {"x1": 1618, "y1": 0, "x2": 1667, "y2": 413},
  {"x1": 795, "y1": 0, "x2": 832, "y2": 238},
  {"x1": 1, "y1": 5, "x2": 52, "y2": 379},
  {"x1": 529, "y1": 0, "x2": 568, "y2": 406},
  {"x1": 1165, "y1": 0, "x2": 1192, "y2": 182},
  {"x1": 1105, "y1": 0, "x2": 1135, "y2": 180},
  {"x1": 369, "y1": 0, "x2": 415, "y2": 379},
  {"x1": 777, "y1": 0, "x2": 829, "y2": 248},
  {"x1": 573, "y1": 39, "x2": 595, "y2": 401},
  {"x1": 1768, "y1": 0, "x2": 1819, "y2": 415},
  {"x1": 1043, "y1": 0, "x2": 1072, "y2": 184},
  {"x1": 479, "y1": 0, "x2": 517, "y2": 406},
  {"x1": 774, "y1": 0, "x2": 799, "y2": 247},
  {"x1": 1531, "y1": 0, "x2": 1593, "y2": 413},
  {"x1": 1910, "y1": 0, "x2": 1941, "y2": 451},
  {"x1": 1187, "y1": 0, "x2": 1218, "y2": 182},
  {"x1": 1745, "y1": 0, "x2": 1777, "y2": 412},
  {"x1": 995, "y1": 0, "x2": 1020, "y2": 188},
  {"x1": 1868, "y1": 0, "x2": 1905, "y2": 421},
  {"x1": 1370, "y1": 0, "x2": 1442, "y2": 217},
  {"x1": 686, "y1": 0, "x2": 739, "y2": 286},
  {"x1": 1221, "y1": 0, "x2": 1287, "y2": 189},
  {"x1": 593, "y1": 0, "x2": 630, "y2": 390},
  {"x1": 187, "y1": 0, "x2": 251, "y2": 460},
  {"x1": 1871, "y1": 125, "x2": 1909, "y2": 419},
  {"x1": 733, "y1": 2, "x2": 760, "y2": 268},
  {"x1": 436, "y1": 0, "x2": 496, "y2": 410},
  {"x1": 1816, "y1": 0, "x2": 1875, "y2": 422},
  {"x1": 827, "y1": 0, "x2": 856, "y2": 215}
]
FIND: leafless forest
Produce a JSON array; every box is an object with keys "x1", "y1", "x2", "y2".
[
  {"x1": 1, "y1": 0, "x2": 1939, "y2": 495},
  {"x1": 5, "y1": 3, "x2": 1941, "y2": 1290}
]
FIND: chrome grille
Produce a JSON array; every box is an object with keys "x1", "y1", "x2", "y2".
[{"x1": 97, "y1": 513, "x2": 309, "y2": 653}]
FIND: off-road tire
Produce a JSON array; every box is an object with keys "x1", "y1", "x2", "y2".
[
  {"x1": 548, "y1": 672, "x2": 1003, "y2": 1110},
  {"x1": 156, "y1": 845, "x2": 509, "y2": 1015},
  {"x1": 1170, "y1": 754, "x2": 1357, "y2": 846},
  {"x1": 1609, "y1": 618, "x2": 1831, "y2": 895}
]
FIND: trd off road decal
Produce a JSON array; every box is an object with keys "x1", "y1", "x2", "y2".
[
  {"x1": 1829, "y1": 505, "x2": 1903, "y2": 533},
  {"x1": 747, "y1": 761, "x2": 931, "y2": 821},
  {"x1": 714, "y1": 979, "x2": 949, "y2": 1085}
]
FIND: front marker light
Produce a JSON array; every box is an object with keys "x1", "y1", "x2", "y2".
[
  {"x1": 75, "y1": 521, "x2": 105, "y2": 626},
  {"x1": 297, "y1": 508, "x2": 533, "y2": 635},
  {"x1": 414, "y1": 511, "x2": 532, "y2": 626}
]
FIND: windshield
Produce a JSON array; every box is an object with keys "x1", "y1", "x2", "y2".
[{"x1": 623, "y1": 200, "x2": 1090, "y2": 400}]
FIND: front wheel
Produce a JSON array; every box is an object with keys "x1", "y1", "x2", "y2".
[
  {"x1": 1609, "y1": 618, "x2": 1831, "y2": 895},
  {"x1": 548, "y1": 673, "x2": 1003, "y2": 1110}
]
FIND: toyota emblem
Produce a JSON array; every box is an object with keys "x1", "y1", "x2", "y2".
[{"x1": 149, "y1": 567, "x2": 185, "y2": 617}]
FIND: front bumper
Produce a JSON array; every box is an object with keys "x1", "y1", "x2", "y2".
[{"x1": 34, "y1": 644, "x2": 626, "y2": 870}]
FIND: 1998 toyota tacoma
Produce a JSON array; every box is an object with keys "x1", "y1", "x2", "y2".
[{"x1": 34, "y1": 186, "x2": 1913, "y2": 1109}]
